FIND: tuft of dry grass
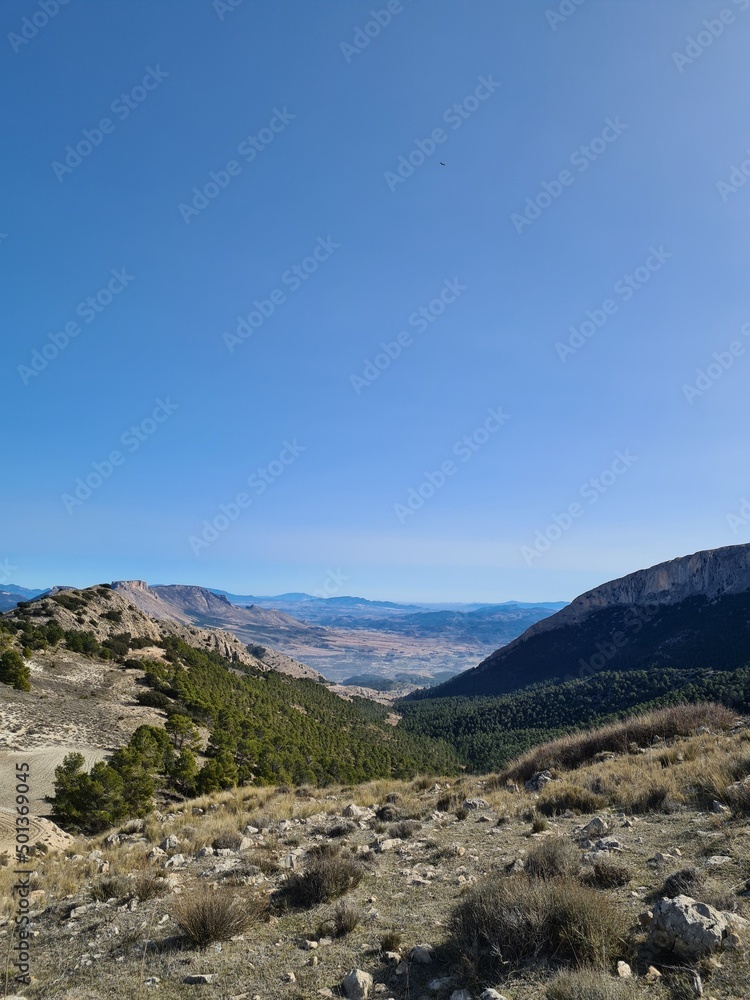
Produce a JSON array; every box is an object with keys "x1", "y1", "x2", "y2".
[
  {"x1": 280, "y1": 852, "x2": 364, "y2": 908},
  {"x1": 172, "y1": 887, "x2": 265, "y2": 948},
  {"x1": 449, "y1": 876, "x2": 631, "y2": 977},
  {"x1": 379, "y1": 929, "x2": 402, "y2": 953},
  {"x1": 545, "y1": 968, "x2": 638, "y2": 999},
  {"x1": 524, "y1": 837, "x2": 581, "y2": 880},
  {"x1": 330, "y1": 898, "x2": 362, "y2": 937},
  {"x1": 584, "y1": 859, "x2": 632, "y2": 889}
]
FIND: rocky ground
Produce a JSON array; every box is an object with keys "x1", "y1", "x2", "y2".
[{"x1": 2, "y1": 719, "x2": 750, "y2": 1000}]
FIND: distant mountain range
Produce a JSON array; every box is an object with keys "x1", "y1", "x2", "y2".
[
  {"x1": 417, "y1": 543, "x2": 750, "y2": 699},
  {"x1": 106, "y1": 581, "x2": 562, "y2": 683}
]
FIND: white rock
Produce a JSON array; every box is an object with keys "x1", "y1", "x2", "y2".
[
  {"x1": 582, "y1": 816, "x2": 609, "y2": 836},
  {"x1": 617, "y1": 960, "x2": 632, "y2": 978},
  {"x1": 342, "y1": 968, "x2": 373, "y2": 999},
  {"x1": 648, "y1": 895, "x2": 748, "y2": 959},
  {"x1": 378, "y1": 838, "x2": 402, "y2": 853},
  {"x1": 450, "y1": 991, "x2": 472, "y2": 1000},
  {"x1": 462, "y1": 797, "x2": 490, "y2": 810},
  {"x1": 479, "y1": 991, "x2": 508, "y2": 1000},
  {"x1": 343, "y1": 803, "x2": 365, "y2": 818}
]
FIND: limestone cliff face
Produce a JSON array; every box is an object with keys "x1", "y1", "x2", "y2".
[{"x1": 499, "y1": 544, "x2": 750, "y2": 656}]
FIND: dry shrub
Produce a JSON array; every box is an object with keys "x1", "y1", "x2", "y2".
[
  {"x1": 328, "y1": 822, "x2": 356, "y2": 839},
  {"x1": 538, "y1": 783, "x2": 607, "y2": 817},
  {"x1": 134, "y1": 869, "x2": 168, "y2": 901},
  {"x1": 449, "y1": 876, "x2": 630, "y2": 976},
  {"x1": 172, "y1": 887, "x2": 265, "y2": 947},
  {"x1": 389, "y1": 820, "x2": 421, "y2": 840},
  {"x1": 524, "y1": 838, "x2": 581, "y2": 880},
  {"x1": 660, "y1": 867, "x2": 704, "y2": 899},
  {"x1": 331, "y1": 898, "x2": 362, "y2": 936},
  {"x1": 585, "y1": 860, "x2": 632, "y2": 889},
  {"x1": 375, "y1": 804, "x2": 402, "y2": 822},
  {"x1": 212, "y1": 829, "x2": 243, "y2": 850},
  {"x1": 380, "y1": 929, "x2": 402, "y2": 952},
  {"x1": 499, "y1": 703, "x2": 735, "y2": 783},
  {"x1": 546, "y1": 968, "x2": 637, "y2": 999},
  {"x1": 90, "y1": 875, "x2": 131, "y2": 903},
  {"x1": 282, "y1": 853, "x2": 364, "y2": 907},
  {"x1": 531, "y1": 815, "x2": 550, "y2": 833},
  {"x1": 723, "y1": 777, "x2": 750, "y2": 815}
]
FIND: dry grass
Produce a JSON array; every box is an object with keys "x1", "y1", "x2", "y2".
[
  {"x1": 171, "y1": 886, "x2": 266, "y2": 947},
  {"x1": 498, "y1": 703, "x2": 736, "y2": 783},
  {"x1": 524, "y1": 837, "x2": 581, "y2": 880},
  {"x1": 449, "y1": 876, "x2": 631, "y2": 977},
  {"x1": 280, "y1": 851, "x2": 364, "y2": 907},
  {"x1": 545, "y1": 968, "x2": 638, "y2": 999},
  {"x1": 584, "y1": 859, "x2": 632, "y2": 889}
]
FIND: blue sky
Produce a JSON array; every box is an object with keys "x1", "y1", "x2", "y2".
[{"x1": 2, "y1": 0, "x2": 750, "y2": 602}]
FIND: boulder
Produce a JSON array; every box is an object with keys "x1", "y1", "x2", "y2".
[
  {"x1": 462, "y1": 797, "x2": 490, "y2": 811},
  {"x1": 343, "y1": 803, "x2": 364, "y2": 818},
  {"x1": 342, "y1": 968, "x2": 373, "y2": 999},
  {"x1": 582, "y1": 816, "x2": 609, "y2": 837},
  {"x1": 410, "y1": 943, "x2": 434, "y2": 963},
  {"x1": 648, "y1": 895, "x2": 749, "y2": 959},
  {"x1": 525, "y1": 770, "x2": 554, "y2": 791}
]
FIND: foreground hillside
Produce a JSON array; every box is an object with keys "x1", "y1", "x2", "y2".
[{"x1": 3, "y1": 705, "x2": 750, "y2": 999}]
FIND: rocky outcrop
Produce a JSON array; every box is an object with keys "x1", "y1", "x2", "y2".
[{"x1": 647, "y1": 894, "x2": 748, "y2": 958}]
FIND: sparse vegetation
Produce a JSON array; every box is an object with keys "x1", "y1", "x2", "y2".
[
  {"x1": 524, "y1": 837, "x2": 580, "y2": 880},
  {"x1": 449, "y1": 875, "x2": 631, "y2": 977},
  {"x1": 280, "y1": 852, "x2": 364, "y2": 907},
  {"x1": 172, "y1": 887, "x2": 265, "y2": 947}
]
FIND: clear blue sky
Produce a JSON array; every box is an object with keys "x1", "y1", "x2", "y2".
[{"x1": 3, "y1": 0, "x2": 749, "y2": 602}]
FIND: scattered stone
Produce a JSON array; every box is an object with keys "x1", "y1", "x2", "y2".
[
  {"x1": 283, "y1": 971, "x2": 296, "y2": 983},
  {"x1": 462, "y1": 797, "x2": 490, "y2": 810},
  {"x1": 164, "y1": 853, "x2": 186, "y2": 867},
  {"x1": 705, "y1": 855, "x2": 733, "y2": 867},
  {"x1": 410, "y1": 944, "x2": 434, "y2": 963},
  {"x1": 582, "y1": 816, "x2": 609, "y2": 837},
  {"x1": 449, "y1": 991, "x2": 471, "y2": 1000},
  {"x1": 595, "y1": 837, "x2": 625, "y2": 852},
  {"x1": 143, "y1": 977, "x2": 160, "y2": 987},
  {"x1": 378, "y1": 839, "x2": 402, "y2": 853},
  {"x1": 428, "y1": 977, "x2": 455, "y2": 992},
  {"x1": 184, "y1": 974, "x2": 215, "y2": 984},
  {"x1": 342, "y1": 968, "x2": 373, "y2": 999},
  {"x1": 343, "y1": 803, "x2": 365, "y2": 817},
  {"x1": 479, "y1": 991, "x2": 508, "y2": 1000},
  {"x1": 645, "y1": 966, "x2": 662, "y2": 980},
  {"x1": 617, "y1": 960, "x2": 632, "y2": 978},
  {"x1": 160, "y1": 835, "x2": 181, "y2": 852},
  {"x1": 525, "y1": 770, "x2": 554, "y2": 791}
]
